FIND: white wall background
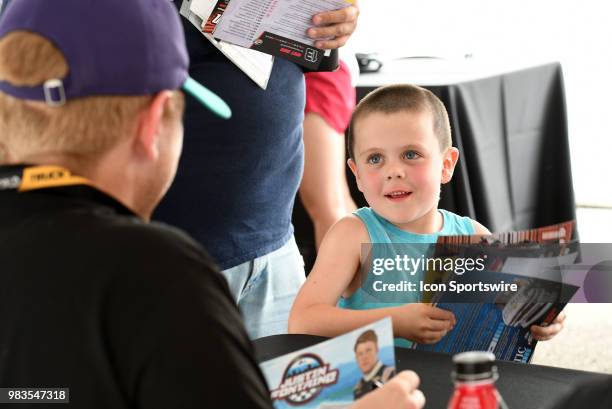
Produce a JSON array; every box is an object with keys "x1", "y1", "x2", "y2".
[{"x1": 351, "y1": 0, "x2": 612, "y2": 207}]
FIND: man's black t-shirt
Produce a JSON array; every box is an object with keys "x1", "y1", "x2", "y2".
[{"x1": 0, "y1": 168, "x2": 272, "y2": 408}]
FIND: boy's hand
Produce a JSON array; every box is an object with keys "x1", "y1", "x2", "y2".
[
  {"x1": 307, "y1": 1, "x2": 359, "y2": 49},
  {"x1": 397, "y1": 304, "x2": 456, "y2": 344},
  {"x1": 530, "y1": 311, "x2": 566, "y2": 341}
]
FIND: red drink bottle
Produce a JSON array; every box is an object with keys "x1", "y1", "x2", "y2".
[{"x1": 448, "y1": 351, "x2": 508, "y2": 409}]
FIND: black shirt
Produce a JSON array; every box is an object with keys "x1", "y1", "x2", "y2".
[{"x1": 0, "y1": 165, "x2": 272, "y2": 408}]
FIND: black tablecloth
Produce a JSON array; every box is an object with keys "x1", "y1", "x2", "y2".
[
  {"x1": 254, "y1": 334, "x2": 610, "y2": 409},
  {"x1": 294, "y1": 62, "x2": 576, "y2": 272}
]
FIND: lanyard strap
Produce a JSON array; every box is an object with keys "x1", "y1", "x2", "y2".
[{"x1": 0, "y1": 165, "x2": 93, "y2": 192}]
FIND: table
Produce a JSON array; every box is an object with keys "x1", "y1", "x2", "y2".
[
  {"x1": 254, "y1": 334, "x2": 610, "y2": 409},
  {"x1": 293, "y1": 59, "x2": 576, "y2": 272}
]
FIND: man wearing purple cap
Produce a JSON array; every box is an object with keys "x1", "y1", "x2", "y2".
[{"x1": 0, "y1": 1, "x2": 425, "y2": 408}]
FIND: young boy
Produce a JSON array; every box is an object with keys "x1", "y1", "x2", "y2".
[{"x1": 289, "y1": 84, "x2": 565, "y2": 345}]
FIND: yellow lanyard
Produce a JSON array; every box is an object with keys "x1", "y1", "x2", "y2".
[{"x1": 0, "y1": 165, "x2": 93, "y2": 192}]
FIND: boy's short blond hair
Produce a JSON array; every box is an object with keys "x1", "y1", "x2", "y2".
[
  {"x1": 347, "y1": 84, "x2": 451, "y2": 159},
  {"x1": 0, "y1": 31, "x2": 184, "y2": 162}
]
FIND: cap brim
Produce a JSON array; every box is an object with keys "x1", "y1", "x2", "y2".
[{"x1": 182, "y1": 77, "x2": 231, "y2": 119}]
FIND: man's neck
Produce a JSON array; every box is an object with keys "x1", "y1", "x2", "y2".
[{"x1": 14, "y1": 151, "x2": 150, "y2": 220}]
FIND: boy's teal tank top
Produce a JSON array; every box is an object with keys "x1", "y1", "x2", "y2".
[{"x1": 339, "y1": 207, "x2": 475, "y2": 347}]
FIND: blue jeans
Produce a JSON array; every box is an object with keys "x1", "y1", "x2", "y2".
[{"x1": 220, "y1": 236, "x2": 305, "y2": 340}]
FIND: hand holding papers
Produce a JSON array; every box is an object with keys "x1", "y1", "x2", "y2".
[
  {"x1": 204, "y1": 0, "x2": 355, "y2": 70},
  {"x1": 412, "y1": 221, "x2": 579, "y2": 363}
]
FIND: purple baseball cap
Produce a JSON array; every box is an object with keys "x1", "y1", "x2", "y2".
[{"x1": 0, "y1": 0, "x2": 231, "y2": 119}]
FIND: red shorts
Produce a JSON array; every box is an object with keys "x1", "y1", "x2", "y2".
[{"x1": 304, "y1": 60, "x2": 356, "y2": 134}]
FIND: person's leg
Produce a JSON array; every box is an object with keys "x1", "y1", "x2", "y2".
[
  {"x1": 300, "y1": 113, "x2": 357, "y2": 248},
  {"x1": 221, "y1": 236, "x2": 305, "y2": 339}
]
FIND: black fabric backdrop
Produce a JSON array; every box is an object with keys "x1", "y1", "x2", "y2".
[{"x1": 293, "y1": 62, "x2": 576, "y2": 271}]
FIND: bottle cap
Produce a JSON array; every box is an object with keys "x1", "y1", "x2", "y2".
[{"x1": 452, "y1": 351, "x2": 498, "y2": 382}]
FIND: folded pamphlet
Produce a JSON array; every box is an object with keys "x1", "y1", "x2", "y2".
[{"x1": 203, "y1": 0, "x2": 353, "y2": 70}]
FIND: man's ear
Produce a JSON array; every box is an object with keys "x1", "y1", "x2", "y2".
[
  {"x1": 135, "y1": 91, "x2": 173, "y2": 161},
  {"x1": 347, "y1": 158, "x2": 364, "y2": 193},
  {"x1": 441, "y1": 147, "x2": 459, "y2": 184}
]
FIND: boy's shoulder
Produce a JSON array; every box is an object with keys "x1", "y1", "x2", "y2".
[
  {"x1": 327, "y1": 213, "x2": 370, "y2": 242},
  {"x1": 470, "y1": 219, "x2": 491, "y2": 234},
  {"x1": 440, "y1": 209, "x2": 491, "y2": 235}
]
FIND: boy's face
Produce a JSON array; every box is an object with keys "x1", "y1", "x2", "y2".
[
  {"x1": 348, "y1": 110, "x2": 458, "y2": 233},
  {"x1": 355, "y1": 341, "x2": 379, "y2": 374}
]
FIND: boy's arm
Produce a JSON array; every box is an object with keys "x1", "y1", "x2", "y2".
[
  {"x1": 289, "y1": 215, "x2": 385, "y2": 336},
  {"x1": 471, "y1": 220, "x2": 491, "y2": 234},
  {"x1": 289, "y1": 216, "x2": 455, "y2": 342}
]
